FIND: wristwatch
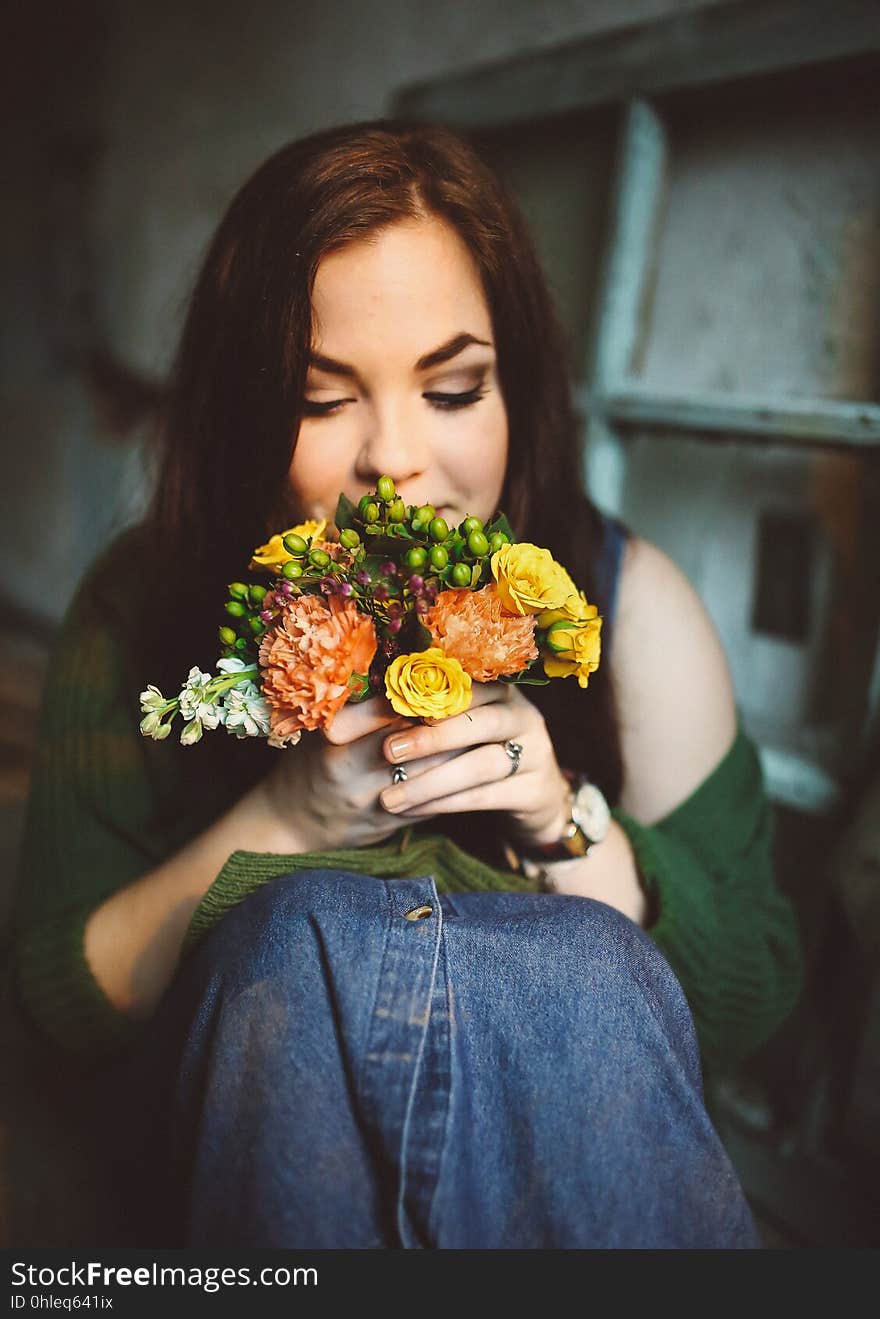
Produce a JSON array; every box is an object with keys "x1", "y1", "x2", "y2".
[{"x1": 503, "y1": 771, "x2": 611, "y2": 884}]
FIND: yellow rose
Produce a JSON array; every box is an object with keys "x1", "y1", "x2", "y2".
[
  {"x1": 490, "y1": 543, "x2": 580, "y2": 617},
  {"x1": 537, "y1": 588, "x2": 599, "y2": 630},
  {"x1": 540, "y1": 604, "x2": 602, "y2": 689},
  {"x1": 250, "y1": 519, "x2": 328, "y2": 571},
  {"x1": 385, "y1": 648, "x2": 472, "y2": 720}
]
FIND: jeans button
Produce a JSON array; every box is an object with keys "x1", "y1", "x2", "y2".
[{"x1": 404, "y1": 904, "x2": 434, "y2": 921}]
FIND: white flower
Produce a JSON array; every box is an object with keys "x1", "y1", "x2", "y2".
[
  {"x1": 139, "y1": 684, "x2": 166, "y2": 715},
  {"x1": 223, "y1": 681, "x2": 272, "y2": 739},
  {"x1": 140, "y1": 711, "x2": 162, "y2": 737},
  {"x1": 180, "y1": 718, "x2": 204, "y2": 746},
  {"x1": 178, "y1": 666, "x2": 223, "y2": 731},
  {"x1": 216, "y1": 656, "x2": 253, "y2": 674}
]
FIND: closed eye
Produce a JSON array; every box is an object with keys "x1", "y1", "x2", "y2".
[{"x1": 301, "y1": 385, "x2": 488, "y2": 417}]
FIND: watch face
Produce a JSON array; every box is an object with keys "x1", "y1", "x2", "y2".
[{"x1": 571, "y1": 782, "x2": 611, "y2": 844}]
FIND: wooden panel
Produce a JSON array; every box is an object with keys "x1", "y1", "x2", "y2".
[{"x1": 595, "y1": 385, "x2": 880, "y2": 447}]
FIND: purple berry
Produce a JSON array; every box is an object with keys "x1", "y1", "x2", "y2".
[
  {"x1": 374, "y1": 584, "x2": 389, "y2": 603},
  {"x1": 408, "y1": 574, "x2": 424, "y2": 593},
  {"x1": 355, "y1": 569, "x2": 371, "y2": 587},
  {"x1": 380, "y1": 560, "x2": 396, "y2": 577},
  {"x1": 280, "y1": 581, "x2": 294, "y2": 596},
  {"x1": 260, "y1": 609, "x2": 273, "y2": 622},
  {"x1": 416, "y1": 599, "x2": 429, "y2": 615},
  {"x1": 338, "y1": 581, "x2": 353, "y2": 596},
  {"x1": 387, "y1": 617, "x2": 402, "y2": 634}
]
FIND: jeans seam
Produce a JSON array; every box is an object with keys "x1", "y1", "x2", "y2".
[
  {"x1": 351, "y1": 875, "x2": 396, "y2": 1102},
  {"x1": 424, "y1": 929, "x2": 455, "y2": 1245},
  {"x1": 395, "y1": 877, "x2": 444, "y2": 1248}
]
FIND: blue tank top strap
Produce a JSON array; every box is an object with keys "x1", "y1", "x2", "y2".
[{"x1": 594, "y1": 508, "x2": 628, "y2": 657}]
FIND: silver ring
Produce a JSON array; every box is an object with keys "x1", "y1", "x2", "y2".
[
  {"x1": 501, "y1": 740, "x2": 523, "y2": 776},
  {"x1": 391, "y1": 764, "x2": 408, "y2": 785}
]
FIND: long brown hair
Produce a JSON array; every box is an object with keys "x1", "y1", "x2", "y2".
[{"x1": 132, "y1": 118, "x2": 625, "y2": 849}]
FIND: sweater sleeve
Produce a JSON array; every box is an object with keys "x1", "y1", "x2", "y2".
[
  {"x1": 612, "y1": 719, "x2": 804, "y2": 1078},
  {"x1": 11, "y1": 564, "x2": 165, "y2": 1063}
]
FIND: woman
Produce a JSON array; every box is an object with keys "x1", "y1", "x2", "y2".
[{"x1": 12, "y1": 119, "x2": 802, "y2": 1248}]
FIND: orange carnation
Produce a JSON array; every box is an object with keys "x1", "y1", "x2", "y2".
[
  {"x1": 423, "y1": 583, "x2": 538, "y2": 682},
  {"x1": 258, "y1": 593, "x2": 378, "y2": 746}
]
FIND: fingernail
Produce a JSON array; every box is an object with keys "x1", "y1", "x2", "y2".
[
  {"x1": 387, "y1": 736, "x2": 411, "y2": 760},
  {"x1": 382, "y1": 788, "x2": 406, "y2": 811}
]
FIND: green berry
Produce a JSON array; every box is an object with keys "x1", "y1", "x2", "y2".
[
  {"x1": 282, "y1": 560, "x2": 304, "y2": 579},
  {"x1": 248, "y1": 584, "x2": 267, "y2": 606},
  {"x1": 377, "y1": 475, "x2": 396, "y2": 502},
  {"x1": 388, "y1": 498, "x2": 406, "y2": 523},
  {"x1": 309, "y1": 547, "x2": 331, "y2": 568},
  {"x1": 488, "y1": 531, "x2": 506, "y2": 554},
  {"x1": 224, "y1": 599, "x2": 246, "y2": 618},
  {"x1": 282, "y1": 533, "x2": 309, "y2": 556},
  {"x1": 218, "y1": 626, "x2": 237, "y2": 646},
  {"x1": 428, "y1": 516, "x2": 449, "y2": 543},
  {"x1": 451, "y1": 562, "x2": 471, "y2": 588},
  {"x1": 339, "y1": 528, "x2": 361, "y2": 549},
  {"x1": 410, "y1": 518, "x2": 425, "y2": 534},
  {"x1": 234, "y1": 637, "x2": 248, "y2": 652},
  {"x1": 416, "y1": 504, "x2": 435, "y2": 526},
  {"x1": 429, "y1": 544, "x2": 449, "y2": 570},
  {"x1": 405, "y1": 546, "x2": 428, "y2": 570},
  {"x1": 364, "y1": 502, "x2": 380, "y2": 524},
  {"x1": 228, "y1": 581, "x2": 249, "y2": 600},
  {"x1": 248, "y1": 615, "x2": 264, "y2": 636},
  {"x1": 467, "y1": 530, "x2": 489, "y2": 557},
  {"x1": 461, "y1": 516, "x2": 483, "y2": 536}
]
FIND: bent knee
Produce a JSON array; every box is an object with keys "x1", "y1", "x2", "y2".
[{"x1": 182, "y1": 867, "x2": 393, "y2": 992}]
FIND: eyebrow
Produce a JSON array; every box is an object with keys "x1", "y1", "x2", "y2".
[{"x1": 308, "y1": 332, "x2": 493, "y2": 378}]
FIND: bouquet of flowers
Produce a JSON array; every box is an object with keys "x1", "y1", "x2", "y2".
[{"x1": 139, "y1": 477, "x2": 602, "y2": 749}]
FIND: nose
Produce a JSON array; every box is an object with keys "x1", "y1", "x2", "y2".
[{"x1": 356, "y1": 400, "x2": 431, "y2": 491}]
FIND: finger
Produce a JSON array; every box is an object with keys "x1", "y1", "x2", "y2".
[
  {"x1": 371, "y1": 745, "x2": 467, "y2": 791},
  {"x1": 380, "y1": 742, "x2": 525, "y2": 815},
  {"x1": 419, "y1": 680, "x2": 514, "y2": 727},
  {"x1": 323, "y1": 696, "x2": 415, "y2": 745},
  {"x1": 383, "y1": 698, "x2": 522, "y2": 764}
]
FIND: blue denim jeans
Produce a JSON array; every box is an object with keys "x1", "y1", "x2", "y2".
[{"x1": 115, "y1": 867, "x2": 760, "y2": 1249}]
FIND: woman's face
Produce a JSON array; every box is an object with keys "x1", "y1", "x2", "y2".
[{"x1": 286, "y1": 214, "x2": 509, "y2": 533}]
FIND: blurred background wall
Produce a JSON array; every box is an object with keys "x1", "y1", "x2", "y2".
[{"x1": 3, "y1": 0, "x2": 879, "y2": 1248}]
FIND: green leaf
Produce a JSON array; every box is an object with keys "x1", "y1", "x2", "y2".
[
  {"x1": 469, "y1": 561, "x2": 483, "y2": 589},
  {"x1": 346, "y1": 672, "x2": 373, "y2": 702},
  {"x1": 335, "y1": 491, "x2": 358, "y2": 532},
  {"x1": 485, "y1": 512, "x2": 515, "y2": 542}
]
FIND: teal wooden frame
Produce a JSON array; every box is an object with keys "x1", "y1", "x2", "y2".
[{"x1": 392, "y1": 3, "x2": 880, "y2": 813}]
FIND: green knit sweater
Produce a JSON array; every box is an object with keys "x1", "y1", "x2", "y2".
[{"x1": 11, "y1": 529, "x2": 804, "y2": 1078}]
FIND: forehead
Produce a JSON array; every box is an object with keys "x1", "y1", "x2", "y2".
[{"x1": 310, "y1": 216, "x2": 492, "y2": 354}]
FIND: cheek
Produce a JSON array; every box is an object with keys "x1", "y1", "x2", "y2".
[
  {"x1": 448, "y1": 395, "x2": 508, "y2": 485},
  {"x1": 286, "y1": 431, "x2": 349, "y2": 514}
]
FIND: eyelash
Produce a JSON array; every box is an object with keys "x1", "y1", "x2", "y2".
[{"x1": 301, "y1": 386, "x2": 488, "y2": 417}]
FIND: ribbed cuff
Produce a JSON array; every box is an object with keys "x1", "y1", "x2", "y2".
[{"x1": 13, "y1": 905, "x2": 148, "y2": 1063}]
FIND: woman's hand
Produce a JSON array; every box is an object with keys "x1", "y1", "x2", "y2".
[
  {"x1": 378, "y1": 682, "x2": 571, "y2": 850},
  {"x1": 255, "y1": 696, "x2": 420, "y2": 852}
]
